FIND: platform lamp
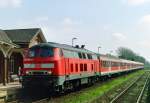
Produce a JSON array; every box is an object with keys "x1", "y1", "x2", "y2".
[{"x1": 98, "y1": 46, "x2": 101, "y2": 53}]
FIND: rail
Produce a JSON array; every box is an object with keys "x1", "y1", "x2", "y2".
[{"x1": 109, "y1": 73, "x2": 149, "y2": 103}]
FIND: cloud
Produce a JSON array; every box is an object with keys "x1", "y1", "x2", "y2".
[
  {"x1": 139, "y1": 14, "x2": 150, "y2": 23},
  {"x1": 62, "y1": 17, "x2": 74, "y2": 25},
  {"x1": 124, "y1": 0, "x2": 150, "y2": 6},
  {"x1": 0, "y1": 0, "x2": 23, "y2": 8},
  {"x1": 139, "y1": 40, "x2": 150, "y2": 48},
  {"x1": 35, "y1": 16, "x2": 49, "y2": 23},
  {"x1": 61, "y1": 17, "x2": 80, "y2": 33},
  {"x1": 103, "y1": 24, "x2": 112, "y2": 31},
  {"x1": 15, "y1": 16, "x2": 80, "y2": 43},
  {"x1": 112, "y1": 32, "x2": 126, "y2": 41},
  {"x1": 137, "y1": 14, "x2": 150, "y2": 32}
]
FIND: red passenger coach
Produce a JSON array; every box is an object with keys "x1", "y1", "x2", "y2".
[
  {"x1": 97, "y1": 54, "x2": 144, "y2": 76},
  {"x1": 20, "y1": 42, "x2": 99, "y2": 91}
]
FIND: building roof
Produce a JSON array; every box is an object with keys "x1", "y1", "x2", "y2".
[
  {"x1": 0, "y1": 30, "x2": 18, "y2": 47},
  {"x1": 4, "y1": 28, "x2": 41, "y2": 43}
]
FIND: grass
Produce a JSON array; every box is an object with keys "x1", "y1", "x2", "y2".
[{"x1": 62, "y1": 70, "x2": 145, "y2": 103}]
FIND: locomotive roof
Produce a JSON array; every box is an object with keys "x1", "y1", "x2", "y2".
[
  {"x1": 31, "y1": 42, "x2": 144, "y2": 65},
  {"x1": 31, "y1": 42, "x2": 95, "y2": 54}
]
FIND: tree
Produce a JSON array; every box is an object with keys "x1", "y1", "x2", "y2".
[{"x1": 116, "y1": 47, "x2": 146, "y2": 63}]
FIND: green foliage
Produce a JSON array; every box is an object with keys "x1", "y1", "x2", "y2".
[
  {"x1": 62, "y1": 71, "x2": 144, "y2": 103},
  {"x1": 116, "y1": 47, "x2": 146, "y2": 63}
]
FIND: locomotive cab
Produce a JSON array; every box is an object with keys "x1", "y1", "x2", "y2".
[{"x1": 20, "y1": 44, "x2": 62, "y2": 87}]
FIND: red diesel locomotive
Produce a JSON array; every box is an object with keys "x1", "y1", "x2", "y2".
[{"x1": 20, "y1": 42, "x2": 144, "y2": 91}]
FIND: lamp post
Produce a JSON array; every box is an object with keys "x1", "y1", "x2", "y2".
[
  {"x1": 98, "y1": 46, "x2": 101, "y2": 53},
  {"x1": 72, "y1": 37, "x2": 77, "y2": 47}
]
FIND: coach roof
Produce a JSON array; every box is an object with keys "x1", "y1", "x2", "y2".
[{"x1": 30, "y1": 42, "x2": 95, "y2": 54}]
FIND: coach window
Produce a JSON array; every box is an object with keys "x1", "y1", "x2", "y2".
[
  {"x1": 75, "y1": 64, "x2": 78, "y2": 72},
  {"x1": 112, "y1": 62, "x2": 114, "y2": 67},
  {"x1": 102, "y1": 61, "x2": 105, "y2": 67},
  {"x1": 103, "y1": 61, "x2": 105, "y2": 67},
  {"x1": 84, "y1": 64, "x2": 87, "y2": 71},
  {"x1": 104, "y1": 61, "x2": 106, "y2": 67},
  {"x1": 107, "y1": 61, "x2": 109, "y2": 67},
  {"x1": 71, "y1": 64, "x2": 74, "y2": 72},
  {"x1": 110, "y1": 62, "x2": 112, "y2": 67},
  {"x1": 102, "y1": 61, "x2": 104, "y2": 67}
]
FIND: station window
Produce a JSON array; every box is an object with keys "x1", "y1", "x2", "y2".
[
  {"x1": 75, "y1": 64, "x2": 78, "y2": 72},
  {"x1": 84, "y1": 64, "x2": 87, "y2": 71}
]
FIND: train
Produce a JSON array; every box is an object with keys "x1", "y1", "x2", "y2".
[{"x1": 20, "y1": 42, "x2": 144, "y2": 92}]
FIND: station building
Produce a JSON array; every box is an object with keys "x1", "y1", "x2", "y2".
[{"x1": 0, "y1": 28, "x2": 46, "y2": 85}]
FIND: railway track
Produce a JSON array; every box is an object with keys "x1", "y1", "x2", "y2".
[
  {"x1": 109, "y1": 72, "x2": 150, "y2": 103},
  {"x1": 7, "y1": 71, "x2": 147, "y2": 103}
]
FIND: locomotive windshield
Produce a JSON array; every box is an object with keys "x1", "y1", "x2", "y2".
[{"x1": 28, "y1": 46, "x2": 54, "y2": 57}]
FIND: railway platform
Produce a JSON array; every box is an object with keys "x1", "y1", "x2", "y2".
[{"x1": 0, "y1": 82, "x2": 21, "y2": 102}]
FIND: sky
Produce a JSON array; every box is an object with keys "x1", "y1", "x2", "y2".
[{"x1": 0, "y1": 0, "x2": 150, "y2": 61}]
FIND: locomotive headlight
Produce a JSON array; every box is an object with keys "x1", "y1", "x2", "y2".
[
  {"x1": 47, "y1": 71, "x2": 52, "y2": 74},
  {"x1": 26, "y1": 71, "x2": 29, "y2": 74}
]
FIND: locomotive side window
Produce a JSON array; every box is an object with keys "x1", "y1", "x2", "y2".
[
  {"x1": 78, "y1": 52, "x2": 83, "y2": 59},
  {"x1": 63, "y1": 49, "x2": 79, "y2": 58},
  {"x1": 84, "y1": 64, "x2": 87, "y2": 71},
  {"x1": 73, "y1": 52, "x2": 79, "y2": 58},
  {"x1": 82, "y1": 53, "x2": 86, "y2": 59},
  {"x1": 87, "y1": 54, "x2": 92, "y2": 59},
  {"x1": 91, "y1": 64, "x2": 94, "y2": 71},
  {"x1": 71, "y1": 64, "x2": 74, "y2": 72},
  {"x1": 80, "y1": 64, "x2": 83, "y2": 71},
  {"x1": 75, "y1": 64, "x2": 78, "y2": 72}
]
